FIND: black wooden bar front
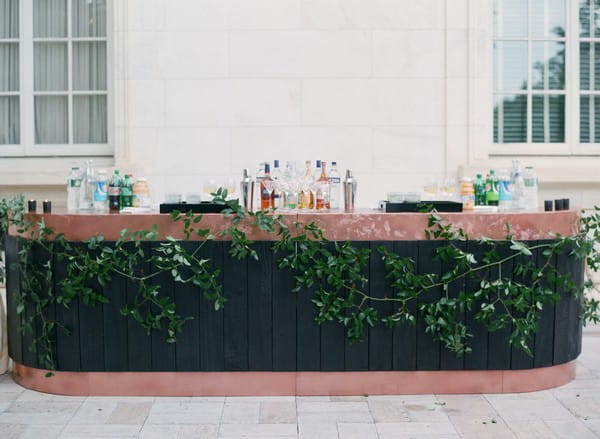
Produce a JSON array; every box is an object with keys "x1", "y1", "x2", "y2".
[{"x1": 5, "y1": 236, "x2": 584, "y2": 374}]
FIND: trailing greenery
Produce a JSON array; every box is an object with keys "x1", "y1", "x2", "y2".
[{"x1": 0, "y1": 191, "x2": 599, "y2": 376}]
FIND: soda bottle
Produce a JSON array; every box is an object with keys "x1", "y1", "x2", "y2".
[
  {"x1": 328, "y1": 161, "x2": 341, "y2": 209},
  {"x1": 485, "y1": 170, "x2": 499, "y2": 206},
  {"x1": 474, "y1": 174, "x2": 486, "y2": 206},
  {"x1": 498, "y1": 169, "x2": 512, "y2": 211},
  {"x1": 93, "y1": 169, "x2": 108, "y2": 211},
  {"x1": 108, "y1": 170, "x2": 121, "y2": 212},
  {"x1": 120, "y1": 174, "x2": 134, "y2": 209},
  {"x1": 315, "y1": 161, "x2": 330, "y2": 209},
  {"x1": 67, "y1": 167, "x2": 82, "y2": 212}
]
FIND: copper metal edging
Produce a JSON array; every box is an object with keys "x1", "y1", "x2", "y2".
[{"x1": 12, "y1": 361, "x2": 576, "y2": 396}]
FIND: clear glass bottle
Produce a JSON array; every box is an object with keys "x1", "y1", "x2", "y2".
[
  {"x1": 272, "y1": 159, "x2": 283, "y2": 209},
  {"x1": 93, "y1": 169, "x2": 108, "y2": 211},
  {"x1": 328, "y1": 161, "x2": 341, "y2": 209},
  {"x1": 315, "y1": 161, "x2": 330, "y2": 209},
  {"x1": 260, "y1": 162, "x2": 274, "y2": 210},
  {"x1": 498, "y1": 168, "x2": 512, "y2": 212},
  {"x1": 79, "y1": 160, "x2": 95, "y2": 210},
  {"x1": 299, "y1": 160, "x2": 314, "y2": 209},
  {"x1": 67, "y1": 167, "x2": 82, "y2": 212},
  {"x1": 512, "y1": 171, "x2": 526, "y2": 210},
  {"x1": 523, "y1": 166, "x2": 538, "y2": 210}
]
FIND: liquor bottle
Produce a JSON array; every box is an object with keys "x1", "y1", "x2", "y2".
[
  {"x1": 93, "y1": 169, "x2": 108, "y2": 211},
  {"x1": 299, "y1": 160, "x2": 314, "y2": 209},
  {"x1": 254, "y1": 162, "x2": 265, "y2": 212},
  {"x1": 313, "y1": 160, "x2": 322, "y2": 180},
  {"x1": 498, "y1": 169, "x2": 512, "y2": 211},
  {"x1": 474, "y1": 174, "x2": 486, "y2": 206},
  {"x1": 120, "y1": 174, "x2": 134, "y2": 209},
  {"x1": 328, "y1": 161, "x2": 341, "y2": 209},
  {"x1": 523, "y1": 166, "x2": 538, "y2": 210},
  {"x1": 67, "y1": 167, "x2": 82, "y2": 212},
  {"x1": 260, "y1": 162, "x2": 274, "y2": 210},
  {"x1": 315, "y1": 161, "x2": 330, "y2": 209},
  {"x1": 485, "y1": 170, "x2": 499, "y2": 206},
  {"x1": 272, "y1": 159, "x2": 283, "y2": 208},
  {"x1": 79, "y1": 160, "x2": 95, "y2": 210},
  {"x1": 108, "y1": 170, "x2": 121, "y2": 212}
]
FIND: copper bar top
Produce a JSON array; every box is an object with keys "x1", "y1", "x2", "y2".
[{"x1": 11, "y1": 209, "x2": 580, "y2": 242}]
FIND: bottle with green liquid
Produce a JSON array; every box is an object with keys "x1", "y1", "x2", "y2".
[{"x1": 485, "y1": 170, "x2": 499, "y2": 206}]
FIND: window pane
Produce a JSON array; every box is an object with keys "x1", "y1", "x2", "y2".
[
  {"x1": 0, "y1": 43, "x2": 19, "y2": 91},
  {"x1": 34, "y1": 42, "x2": 67, "y2": 91},
  {"x1": 532, "y1": 42, "x2": 565, "y2": 90},
  {"x1": 532, "y1": 95, "x2": 565, "y2": 143},
  {"x1": 595, "y1": 0, "x2": 600, "y2": 37},
  {"x1": 0, "y1": 96, "x2": 19, "y2": 144},
  {"x1": 35, "y1": 96, "x2": 68, "y2": 144},
  {"x1": 72, "y1": 0, "x2": 106, "y2": 37},
  {"x1": 0, "y1": 0, "x2": 19, "y2": 38},
  {"x1": 494, "y1": 94, "x2": 527, "y2": 143},
  {"x1": 494, "y1": 41, "x2": 528, "y2": 91},
  {"x1": 73, "y1": 95, "x2": 107, "y2": 143},
  {"x1": 581, "y1": 0, "x2": 591, "y2": 36},
  {"x1": 580, "y1": 95, "x2": 600, "y2": 142},
  {"x1": 73, "y1": 42, "x2": 107, "y2": 90},
  {"x1": 34, "y1": 0, "x2": 67, "y2": 38},
  {"x1": 494, "y1": 0, "x2": 527, "y2": 37},
  {"x1": 532, "y1": 0, "x2": 566, "y2": 38},
  {"x1": 581, "y1": 42, "x2": 591, "y2": 90}
]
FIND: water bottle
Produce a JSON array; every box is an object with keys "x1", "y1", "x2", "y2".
[
  {"x1": 93, "y1": 169, "x2": 108, "y2": 210},
  {"x1": 79, "y1": 160, "x2": 95, "y2": 210},
  {"x1": 272, "y1": 159, "x2": 283, "y2": 208},
  {"x1": 67, "y1": 167, "x2": 82, "y2": 212},
  {"x1": 512, "y1": 171, "x2": 526, "y2": 210},
  {"x1": 328, "y1": 161, "x2": 341, "y2": 209},
  {"x1": 523, "y1": 166, "x2": 538, "y2": 210},
  {"x1": 498, "y1": 169, "x2": 512, "y2": 212}
]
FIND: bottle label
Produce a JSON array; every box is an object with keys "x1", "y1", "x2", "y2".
[
  {"x1": 94, "y1": 181, "x2": 107, "y2": 201},
  {"x1": 108, "y1": 186, "x2": 120, "y2": 196},
  {"x1": 499, "y1": 180, "x2": 512, "y2": 201},
  {"x1": 69, "y1": 178, "x2": 82, "y2": 188}
]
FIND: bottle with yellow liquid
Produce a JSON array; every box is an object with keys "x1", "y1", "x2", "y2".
[{"x1": 299, "y1": 160, "x2": 314, "y2": 209}]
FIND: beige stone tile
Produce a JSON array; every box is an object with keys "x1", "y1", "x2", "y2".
[
  {"x1": 0, "y1": 401, "x2": 80, "y2": 425},
  {"x1": 297, "y1": 401, "x2": 372, "y2": 424},
  {"x1": 436, "y1": 395, "x2": 498, "y2": 417},
  {"x1": 338, "y1": 422, "x2": 378, "y2": 439},
  {"x1": 555, "y1": 396, "x2": 600, "y2": 420},
  {"x1": 296, "y1": 396, "x2": 331, "y2": 403},
  {"x1": 506, "y1": 420, "x2": 558, "y2": 438},
  {"x1": 367, "y1": 400, "x2": 410, "y2": 423},
  {"x1": 544, "y1": 420, "x2": 598, "y2": 438},
  {"x1": 107, "y1": 402, "x2": 152, "y2": 424},
  {"x1": 331, "y1": 395, "x2": 367, "y2": 402},
  {"x1": 218, "y1": 423, "x2": 297, "y2": 437},
  {"x1": 448, "y1": 414, "x2": 516, "y2": 438},
  {"x1": 19, "y1": 425, "x2": 64, "y2": 439},
  {"x1": 70, "y1": 399, "x2": 117, "y2": 424},
  {"x1": 15, "y1": 390, "x2": 85, "y2": 403},
  {"x1": 58, "y1": 424, "x2": 141, "y2": 438},
  {"x1": 178, "y1": 424, "x2": 219, "y2": 438},
  {"x1": 376, "y1": 421, "x2": 458, "y2": 438},
  {"x1": 145, "y1": 401, "x2": 223, "y2": 424},
  {"x1": 221, "y1": 402, "x2": 260, "y2": 424},
  {"x1": 0, "y1": 402, "x2": 11, "y2": 413},
  {"x1": 297, "y1": 401, "x2": 369, "y2": 413},
  {"x1": 298, "y1": 422, "x2": 338, "y2": 439},
  {"x1": 0, "y1": 423, "x2": 26, "y2": 439},
  {"x1": 485, "y1": 395, "x2": 575, "y2": 421},
  {"x1": 259, "y1": 401, "x2": 297, "y2": 424},
  {"x1": 0, "y1": 392, "x2": 24, "y2": 402},
  {"x1": 138, "y1": 424, "x2": 179, "y2": 439}
]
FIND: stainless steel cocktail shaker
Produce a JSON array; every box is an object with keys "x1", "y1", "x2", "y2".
[
  {"x1": 343, "y1": 169, "x2": 357, "y2": 212},
  {"x1": 240, "y1": 168, "x2": 253, "y2": 211}
]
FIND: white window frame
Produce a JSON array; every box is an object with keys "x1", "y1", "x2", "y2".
[{"x1": 0, "y1": 0, "x2": 114, "y2": 158}]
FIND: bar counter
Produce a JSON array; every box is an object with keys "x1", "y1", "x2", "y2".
[{"x1": 5, "y1": 209, "x2": 583, "y2": 396}]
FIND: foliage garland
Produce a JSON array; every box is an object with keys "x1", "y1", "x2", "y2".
[{"x1": 0, "y1": 191, "x2": 599, "y2": 376}]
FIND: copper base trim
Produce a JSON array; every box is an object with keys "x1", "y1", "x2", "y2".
[{"x1": 12, "y1": 361, "x2": 576, "y2": 396}]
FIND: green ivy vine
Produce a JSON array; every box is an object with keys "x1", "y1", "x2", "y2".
[{"x1": 1, "y1": 191, "x2": 599, "y2": 376}]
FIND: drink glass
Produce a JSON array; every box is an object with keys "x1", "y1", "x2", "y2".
[
  {"x1": 203, "y1": 178, "x2": 217, "y2": 201},
  {"x1": 423, "y1": 177, "x2": 438, "y2": 199},
  {"x1": 441, "y1": 177, "x2": 456, "y2": 200}
]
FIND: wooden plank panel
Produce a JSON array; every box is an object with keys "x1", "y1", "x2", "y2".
[
  {"x1": 5, "y1": 235, "x2": 23, "y2": 364},
  {"x1": 368, "y1": 242, "x2": 394, "y2": 371},
  {"x1": 440, "y1": 241, "x2": 466, "y2": 370},
  {"x1": 486, "y1": 242, "x2": 512, "y2": 370},
  {"x1": 534, "y1": 240, "x2": 555, "y2": 368},
  {"x1": 248, "y1": 242, "x2": 273, "y2": 371},
  {"x1": 464, "y1": 241, "x2": 488, "y2": 370},
  {"x1": 102, "y1": 242, "x2": 128, "y2": 371},
  {"x1": 392, "y1": 241, "x2": 418, "y2": 371},
  {"x1": 149, "y1": 242, "x2": 177, "y2": 371},
  {"x1": 223, "y1": 243, "x2": 249, "y2": 371},
  {"x1": 126, "y1": 242, "x2": 152, "y2": 371},
  {"x1": 172, "y1": 241, "x2": 201, "y2": 372},
  {"x1": 199, "y1": 242, "x2": 225, "y2": 371},
  {"x1": 320, "y1": 242, "x2": 344, "y2": 372},
  {"x1": 416, "y1": 240, "x2": 442, "y2": 371},
  {"x1": 344, "y1": 242, "x2": 370, "y2": 371},
  {"x1": 272, "y1": 248, "x2": 297, "y2": 372}
]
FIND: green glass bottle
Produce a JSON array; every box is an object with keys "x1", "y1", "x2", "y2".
[
  {"x1": 485, "y1": 170, "x2": 499, "y2": 206},
  {"x1": 474, "y1": 174, "x2": 486, "y2": 206}
]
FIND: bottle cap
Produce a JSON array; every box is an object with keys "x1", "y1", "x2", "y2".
[
  {"x1": 476, "y1": 173, "x2": 482, "y2": 178},
  {"x1": 332, "y1": 161, "x2": 337, "y2": 165},
  {"x1": 274, "y1": 159, "x2": 279, "y2": 168},
  {"x1": 316, "y1": 160, "x2": 321, "y2": 167}
]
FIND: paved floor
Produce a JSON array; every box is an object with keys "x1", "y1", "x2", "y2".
[{"x1": 0, "y1": 327, "x2": 598, "y2": 438}]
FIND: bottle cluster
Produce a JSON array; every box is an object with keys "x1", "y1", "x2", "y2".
[
  {"x1": 460, "y1": 161, "x2": 538, "y2": 211},
  {"x1": 67, "y1": 161, "x2": 151, "y2": 213},
  {"x1": 253, "y1": 160, "x2": 342, "y2": 211}
]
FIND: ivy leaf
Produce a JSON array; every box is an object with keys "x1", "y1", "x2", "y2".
[{"x1": 510, "y1": 241, "x2": 532, "y2": 256}]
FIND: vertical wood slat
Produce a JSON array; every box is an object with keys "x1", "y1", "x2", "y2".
[
  {"x1": 319, "y1": 242, "x2": 345, "y2": 372},
  {"x1": 272, "y1": 248, "x2": 297, "y2": 372},
  {"x1": 368, "y1": 241, "x2": 393, "y2": 371},
  {"x1": 172, "y1": 241, "x2": 201, "y2": 372},
  {"x1": 416, "y1": 240, "x2": 442, "y2": 371},
  {"x1": 392, "y1": 241, "x2": 418, "y2": 371},
  {"x1": 149, "y1": 242, "x2": 177, "y2": 371},
  {"x1": 5, "y1": 236, "x2": 23, "y2": 364},
  {"x1": 487, "y1": 242, "x2": 512, "y2": 370},
  {"x1": 344, "y1": 241, "x2": 370, "y2": 371},
  {"x1": 102, "y1": 243, "x2": 128, "y2": 371},
  {"x1": 440, "y1": 241, "x2": 466, "y2": 370},
  {"x1": 464, "y1": 241, "x2": 489, "y2": 370},
  {"x1": 199, "y1": 242, "x2": 225, "y2": 371},
  {"x1": 534, "y1": 240, "x2": 556, "y2": 368},
  {"x1": 510, "y1": 246, "x2": 537, "y2": 370},
  {"x1": 126, "y1": 242, "x2": 152, "y2": 371},
  {"x1": 76, "y1": 242, "x2": 105, "y2": 371},
  {"x1": 223, "y1": 242, "x2": 248, "y2": 371},
  {"x1": 248, "y1": 242, "x2": 273, "y2": 371}
]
